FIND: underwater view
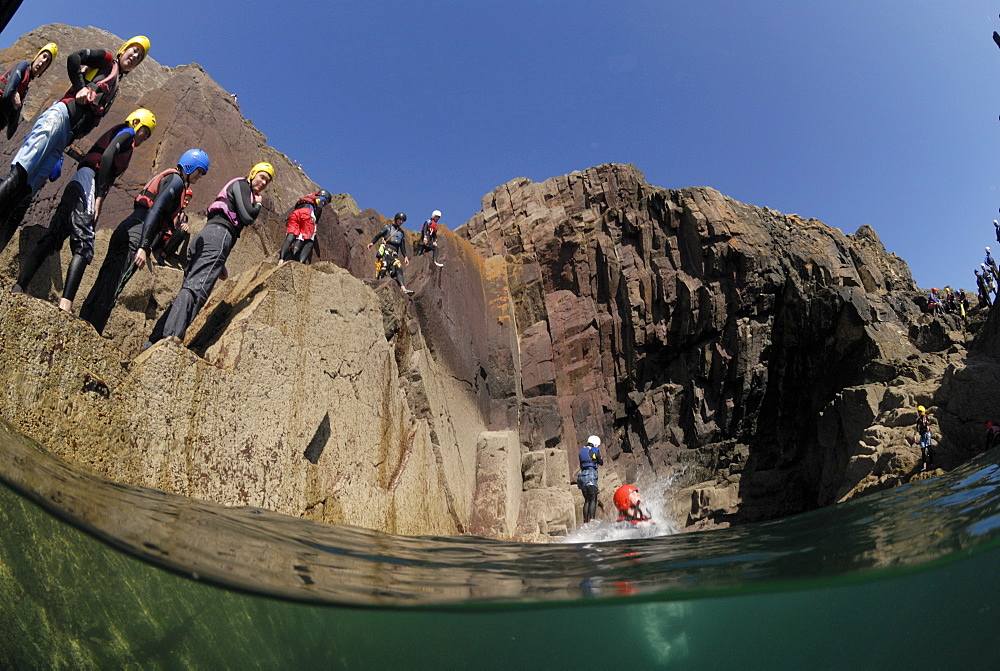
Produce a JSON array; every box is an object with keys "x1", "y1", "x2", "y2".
[{"x1": 2, "y1": 418, "x2": 1000, "y2": 669}]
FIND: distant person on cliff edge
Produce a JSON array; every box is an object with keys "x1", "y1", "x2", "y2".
[
  {"x1": 145, "y1": 161, "x2": 273, "y2": 347},
  {"x1": 985, "y1": 422, "x2": 1000, "y2": 451},
  {"x1": 278, "y1": 189, "x2": 331, "y2": 265},
  {"x1": 576, "y1": 435, "x2": 603, "y2": 523},
  {"x1": 79, "y1": 148, "x2": 209, "y2": 334},
  {"x1": 993, "y1": 219, "x2": 1000, "y2": 244},
  {"x1": 0, "y1": 36, "x2": 150, "y2": 252},
  {"x1": 415, "y1": 209, "x2": 444, "y2": 266},
  {"x1": 367, "y1": 212, "x2": 413, "y2": 295},
  {"x1": 613, "y1": 484, "x2": 652, "y2": 524},
  {"x1": 915, "y1": 405, "x2": 934, "y2": 472},
  {"x1": 0, "y1": 42, "x2": 58, "y2": 140},
  {"x1": 11, "y1": 108, "x2": 156, "y2": 314},
  {"x1": 975, "y1": 270, "x2": 990, "y2": 309}
]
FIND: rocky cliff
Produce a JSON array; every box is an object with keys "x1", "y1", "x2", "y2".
[{"x1": 0, "y1": 25, "x2": 997, "y2": 541}]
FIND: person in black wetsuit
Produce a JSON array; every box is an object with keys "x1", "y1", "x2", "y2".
[
  {"x1": 79, "y1": 148, "x2": 209, "y2": 334},
  {"x1": 576, "y1": 435, "x2": 603, "y2": 523},
  {"x1": 12, "y1": 108, "x2": 156, "y2": 313},
  {"x1": 0, "y1": 42, "x2": 57, "y2": 139},
  {"x1": 414, "y1": 209, "x2": 444, "y2": 266},
  {"x1": 367, "y1": 212, "x2": 413, "y2": 294},
  {"x1": 0, "y1": 36, "x2": 149, "y2": 251},
  {"x1": 145, "y1": 161, "x2": 273, "y2": 347}
]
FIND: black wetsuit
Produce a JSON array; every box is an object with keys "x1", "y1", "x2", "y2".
[
  {"x1": 371, "y1": 223, "x2": 409, "y2": 286},
  {"x1": 148, "y1": 177, "x2": 260, "y2": 344},
  {"x1": 79, "y1": 172, "x2": 185, "y2": 334}
]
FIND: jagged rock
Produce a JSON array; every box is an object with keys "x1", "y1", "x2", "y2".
[{"x1": 469, "y1": 431, "x2": 521, "y2": 538}]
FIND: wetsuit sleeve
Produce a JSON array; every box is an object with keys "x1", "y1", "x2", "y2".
[
  {"x1": 139, "y1": 174, "x2": 184, "y2": 251},
  {"x1": 66, "y1": 49, "x2": 115, "y2": 92},
  {"x1": 229, "y1": 178, "x2": 261, "y2": 228},
  {"x1": 94, "y1": 128, "x2": 135, "y2": 199},
  {"x1": 1, "y1": 61, "x2": 28, "y2": 104},
  {"x1": 595, "y1": 449, "x2": 604, "y2": 467}
]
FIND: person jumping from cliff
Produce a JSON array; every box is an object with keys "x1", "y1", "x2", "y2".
[
  {"x1": 278, "y1": 188, "x2": 331, "y2": 265},
  {"x1": 145, "y1": 161, "x2": 273, "y2": 347},
  {"x1": 415, "y1": 209, "x2": 444, "y2": 266},
  {"x1": 915, "y1": 405, "x2": 934, "y2": 472},
  {"x1": 367, "y1": 212, "x2": 413, "y2": 295},
  {"x1": 576, "y1": 435, "x2": 603, "y2": 523},
  {"x1": 613, "y1": 484, "x2": 652, "y2": 524},
  {"x1": 0, "y1": 42, "x2": 57, "y2": 140},
  {"x1": 79, "y1": 148, "x2": 209, "y2": 334},
  {"x1": 11, "y1": 108, "x2": 156, "y2": 314},
  {"x1": 0, "y1": 36, "x2": 150, "y2": 252}
]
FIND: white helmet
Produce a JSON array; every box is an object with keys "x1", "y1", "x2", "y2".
[
  {"x1": 431, "y1": 210, "x2": 442, "y2": 219},
  {"x1": 988, "y1": 247, "x2": 992, "y2": 252},
  {"x1": 587, "y1": 435, "x2": 601, "y2": 447}
]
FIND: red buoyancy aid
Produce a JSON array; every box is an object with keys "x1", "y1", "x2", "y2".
[
  {"x1": 206, "y1": 177, "x2": 248, "y2": 230},
  {"x1": 80, "y1": 123, "x2": 133, "y2": 177},
  {"x1": 135, "y1": 168, "x2": 184, "y2": 222}
]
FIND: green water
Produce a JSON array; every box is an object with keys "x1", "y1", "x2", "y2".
[{"x1": 2, "y1": 420, "x2": 1000, "y2": 668}]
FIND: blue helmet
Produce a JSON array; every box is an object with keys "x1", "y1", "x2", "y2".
[{"x1": 177, "y1": 149, "x2": 210, "y2": 176}]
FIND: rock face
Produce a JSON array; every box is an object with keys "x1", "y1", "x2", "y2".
[{"x1": 2, "y1": 25, "x2": 999, "y2": 541}]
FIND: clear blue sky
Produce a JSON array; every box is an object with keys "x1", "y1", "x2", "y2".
[{"x1": 3, "y1": 1, "x2": 1000, "y2": 290}]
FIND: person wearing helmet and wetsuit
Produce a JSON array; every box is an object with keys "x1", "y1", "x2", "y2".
[
  {"x1": 0, "y1": 42, "x2": 58, "y2": 139},
  {"x1": 145, "y1": 161, "x2": 273, "y2": 347},
  {"x1": 367, "y1": 212, "x2": 413, "y2": 294},
  {"x1": 79, "y1": 148, "x2": 209, "y2": 334},
  {"x1": 0, "y1": 36, "x2": 150, "y2": 252},
  {"x1": 915, "y1": 405, "x2": 933, "y2": 472},
  {"x1": 415, "y1": 209, "x2": 444, "y2": 266},
  {"x1": 279, "y1": 188, "x2": 330, "y2": 265},
  {"x1": 577, "y1": 435, "x2": 604, "y2": 523},
  {"x1": 12, "y1": 108, "x2": 156, "y2": 314},
  {"x1": 613, "y1": 484, "x2": 652, "y2": 524}
]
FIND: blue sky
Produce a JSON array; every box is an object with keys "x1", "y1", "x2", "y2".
[{"x1": 3, "y1": 1, "x2": 1000, "y2": 290}]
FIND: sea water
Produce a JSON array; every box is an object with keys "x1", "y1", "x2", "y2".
[{"x1": 2, "y1": 420, "x2": 999, "y2": 669}]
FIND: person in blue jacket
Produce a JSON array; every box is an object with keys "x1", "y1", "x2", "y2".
[{"x1": 576, "y1": 435, "x2": 604, "y2": 523}]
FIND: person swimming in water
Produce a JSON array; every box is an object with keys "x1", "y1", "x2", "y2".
[{"x1": 613, "y1": 484, "x2": 651, "y2": 524}]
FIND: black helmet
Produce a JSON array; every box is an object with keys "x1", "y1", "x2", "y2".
[
  {"x1": 394, "y1": 212, "x2": 407, "y2": 223},
  {"x1": 317, "y1": 189, "x2": 332, "y2": 203}
]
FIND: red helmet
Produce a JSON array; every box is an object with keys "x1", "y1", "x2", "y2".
[{"x1": 613, "y1": 484, "x2": 638, "y2": 511}]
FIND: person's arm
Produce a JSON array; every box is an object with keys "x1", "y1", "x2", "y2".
[
  {"x1": 368, "y1": 225, "x2": 388, "y2": 247},
  {"x1": 595, "y1": 448, "x2": 604, "y2": 467},
  {"x1": 1, "y1": 61, "x2": 28, "y2": 107},
  {"x1": 135, "y1": 174, "x2": 184, "y2": 266},
  {"x1": 94, "y1": 128, "x2": 135, "y2": 200}
]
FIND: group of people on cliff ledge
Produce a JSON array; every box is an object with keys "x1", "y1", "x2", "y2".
[{"x1": 1, "y1": 34, "x2": 446, "y2": 348}]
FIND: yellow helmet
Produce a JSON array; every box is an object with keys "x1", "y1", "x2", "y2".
[
  {"x1": 125, "y1": 108, "x2": 156, "y2": 136},
  {"x1": 36, "y1": 42, "x2": 58, "y2": 62},
  {"x1": 248, "y1": 162, "x2": 274, "y2": 181},
  {"x1": 117, "y1": 35, "x2": 150, "y2": 62},
  {"x1": 917, "y1": 405, "x2": 926, "y2": 414}
]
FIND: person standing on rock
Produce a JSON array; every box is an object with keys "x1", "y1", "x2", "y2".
[
  {"x1": 613, "y1": 484, "x2": 652, "y2": 524},
  {"x1": 0, "y1": 36, "x2": 150, "y2": 251},
  {"x1": 79, "y1": 148, "x2": 210, "y2": 334},
  {"x1": 415, "y1": 209, "x2": 444, "y2": 266},
  {"x1": 985, "y1": 422, "x2": 1000, "y2": 451},
  {"x1": 278, "y1": 189, "x2": 331, "y2": 265},
  {"x1": 915, "y1": 405, "x2": 934, "y2": 472},
  {"x1": 975, "y1": 270, "x2": 991, "y2": 309},
  {"x1": 367, "y1": 212, "x2": 413, "y2": 295},
  {"x1": 576, "y1": 435, "x2": 603, "y2": 523},
  {"x1": 145, "y1": 161, "x2": 273, "y2": 347},
  {"x1": 0, "y1": 42, "x2": 58, "y2": 140},
  {"x1": 11, "y1": 108, "x2": 156, "y2": 314}
]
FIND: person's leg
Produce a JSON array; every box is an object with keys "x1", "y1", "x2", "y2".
[
  {"x1": 78, "y1": 214, "x2": 143, "y2": 334},
  {"x1": 296, "y1": 239, "x2": 314, "y2": 264},
  {"x1": 155, "y1": 225, "x2": 231, "y2": 342},
  {"x1": 278, "y1": 232, "x2": 296, "y2": 262}
]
